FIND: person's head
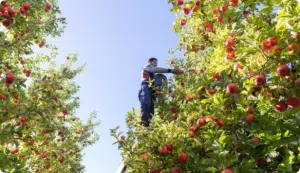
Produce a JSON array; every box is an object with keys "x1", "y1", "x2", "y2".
[{"x1": 148, "y1": 57, "x2": 158, "y2": 67}]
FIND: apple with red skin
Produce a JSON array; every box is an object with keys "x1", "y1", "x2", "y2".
[
  {"x1": 216, "y1": 120, "x2": 224, "y2": 127},
  {"x1": 1, "y1": 1, "x2": 10, "y2": 7},
  {"x1": 287, "y1": 43, "x2": 298, "y2": 54},
  {"x1": 267, "y1": 37, "x2": 277, "y2": 46},
  {"x1": 219, "y1": 5, "x2": 227, "y2": 12},
  {"x1": 183, "y1": 7, "x2": 190, "y2": 15},
  {"x1": 229, "y1": 0, "x2": 238, "y2": 6},
  {"x1": 177, "y1": 0, "x2": 184, "y2": 6},
  {"x1": 221, "y1": 169, "x2": 233, "y2": 173},
  {"x1": 274, "y1": 101, "x2": 288, "y2": 112},
  {"x1": 226, "y1": 83, "x2": 238, "y2": 94},
  {"x1": 186, "y1": 94, "x2": 193, "y2": 101},
  {"x1": 256, "y1": 158, "x2": 267, "y2": 168},
  {"x1": 213, "y1": 9, "x2": 219, "y2": 15},
  {"x1": 178, "y1": 152, "x2": 188, "y2": 164},
  {"x1": 287, "y1": 97, "x2": 300, "y2": 108},
  {"x1": 197, "y1": 118, "x2": 206, "y2": 126},
  {"x1": 251, "y1": 137, "x2": 261, "y2": 144},
  {"x1": 247, "y1": 106, "x2": 254, "y2": 114},
  {"x1": 41, "y1": 153, "x2": 47, "y2": 158},
  {"x1": 21, "y1": 116, "x2": 27, "y2": 122},
  {"x1": 262, "y1": 40, "x2": 272, "y2": 51},
  {"x1": 23, "y1": 2, "x2": 31, "y2": 10},
  {"x1": 172, "y1": 113, "x2": 179, "y2": 120},
  {"x1": 155, "y1": 90, "x2": 161, "y2": 95},
  {"x1": 245, "y1": 115, "x2": 255, "y2": 124},
  {"x1": 161, "y1": 146, "x2": 168, "y2": 155},
  {"x1": 171, "y1": 167, "x2": 181, "y2": 173},
  {"x1": 20, "y1": 7, "x2": 27, "y2": 14},
  {"x1": 188, "y1": 130, "x2": 195, "y2": 138},
  {"x1": 180, "y1": 18, "x2": 186, "y2": 26},
  {"x1": 195, "y1": 0, "x2": 200, "y2": 6},
  {"x1": 167, "y1": 144, "x2": 173, "y2": 151},
  {"x1": 207, "y1": 89, "x2": 217, "y2": 95},
  {"x1": 200, "y1": 45, "x2": 205, "y2": 50},
  {"x1": 255, "y1": 75, "x2": 266, "y2": 86},
  {"x1": 170, "y1": 105, "x2": 176, "y2": 113},
  {"x1": 233, "y1": 63, "x2": 241, "y2": 71},
  {"x1": 277, "y1": 65, "x2": 290, "y2": 76},
  {"x1": 269, "y1": 45, "x2": 281, "y2": 56},
  {"x1": 217, "y1": 16, "x2": 223, "y2": 23},
  {"x1": 45, "y1": 163, "x2": 51, "y2": 169},
  {"x1": 225, "y1": 38, "x2": 235, "y2": 48}
]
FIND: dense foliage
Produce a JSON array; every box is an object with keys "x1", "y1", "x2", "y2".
[
  {"x1": 0, "y1": 1, "x2": 99, "y2": 172},
  {"x1": 112, "y1": 0, "x2": 300, "y2": 172}
]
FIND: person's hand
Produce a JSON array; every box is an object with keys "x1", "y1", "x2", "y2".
[{"x1": 172, "y1": 67, "x2": 181, "y2": 74}]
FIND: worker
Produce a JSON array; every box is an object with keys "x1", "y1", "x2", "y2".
[{"x1": 138, "y1": 57, "x2": 179, "y2": 127}]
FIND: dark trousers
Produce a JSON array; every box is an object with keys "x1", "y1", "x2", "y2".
[{"x1": 138, "y1": 83, "x2": 155, "y2": 126}]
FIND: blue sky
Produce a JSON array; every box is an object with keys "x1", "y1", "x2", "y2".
[{"x1": 50, "y1": 1, "x2": 178, "y2": 172}]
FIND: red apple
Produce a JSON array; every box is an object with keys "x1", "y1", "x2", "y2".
[
  {"x1": 255, "y1": 75, "x2": 266, "y2": 86},
  {"x1": 247, "y1": 106, "x2": 254, "y2": 114},
  {"x1": 219, "y1": 5, "x2": 227, "y2": 12},
  {"x1": 262, "y1": 40, "x2": 272, "y2": 51},
  {"x1": 188, "y1": 130, "x2": 195, "y2": 138},
  {"x1": 251, "y1": 137, "x2": 261, "y2": 143},
  {"x1": 178, "y1": 152, "x2": 188, "y2": 164},
  {"x1": 20, "y1": 7, "x2": 27, "y2": 14},
  {"x1": 171, "y1": 167, "x2": 181, "y2": 173},
  {"x1": 41, "y1": 153, "x2": 47, "y2": 158},
  {"x1": 229, "y1": 0, "x2": 238, "y2": 6},
  {"x1": 183, "y1": 7, "x2": 190, "y2": 15},
  {"x1": 45, "y1": 163, "x2": 51, "y2": 169},
  {"x1": 186, "y1": 94, "x2": 193, "y2": 101},
  {"x1": 23, "y1": 2, "x2": 31, "y2": 10},
  {"x1": 177, "y1": 0, "x2": 184, "y2": 5},
  {"x1": 274, "y1": 101, "x2": 288, "y2": 112},
  {"x1": 245, "y1": 115, "x2": 255, "y2": 124},
  {"x1": 180, "y1": 18, "x2": 186, "y2": 26},
  {"x1": 287, "y1": 43, "x2": 298, "y2": 54},
  {"x1": 217, "y1": 16, "x2": 223, "y2": 23},
  {"x1": 233, "y1": 63, "x2": 241, "y2": 71},
  {"x1": 267, "y1": 37, "x2": 277, "y2": 46},
  {"x1": 269, "y1": 45, "x2": 281, "y2": 56},
  {"x1": 287, "y1": 97, "x2": 300, "y2": 108},
  {"x1": 226, "y1": 83, "x2": 238, "y2": 94},
  {"x1": 216, "y1": 120, "x2": 224, "y2": 127},
  {"x1": 161, "y1": 146, "x2": 168, "y2": 155},
  {"x1": 167, "y1": 144, "x2": 173, "y2": 151},
  {"x1": 8, "y1": 8, "x2": 16, "y2": 17},
  {"x1": 197, "y1": 118, "x2": 206, "y2": 126},
  {"x1": 21, "y1": 116, "x2": 27, "y2": 122},
  {"x1": 170, "y1": 105, "x2": 176, "y2": 113},
  {"x1": 225, "y1": 38, "x2": 235, "y2": 48},
  {"x1": 172, "y1": 113, "x2": 179, "y2": 120},
  {"x1": 221, "y1": 169, "x2": 233, "y2": 173},
  {"x1": 195, "y1": 0, "x2": 200, "y2": 6},
  {"x1": 200, "y1": 45, "x2": 205, "y2": 50},
  {"x1": 256, "y1": 158, "x2": 267, "y2": 168},
  {"x1": 1, "y1": 1, "x2": 10, "y2": 7},
  {"x1": 213, "y1": 8, "x2": 219, "y2": 15},
  {"x1": 277, "y1": 65, "x2": 290, "y2": 76}
]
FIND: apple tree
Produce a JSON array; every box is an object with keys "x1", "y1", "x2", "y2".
[
  {"x1": 0, "y1": 0, "x2": 99, "y2": 172},
  {"x1": 112, "y1": 0, "x2": 300, "y2": 172}
]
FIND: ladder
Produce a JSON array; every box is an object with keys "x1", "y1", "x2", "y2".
[{"x1": 116, "y1": 161, "x2": 127, "y2": 173}]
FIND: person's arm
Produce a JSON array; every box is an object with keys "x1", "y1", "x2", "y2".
[{"x1": 143, "y1": 66, "x2": 173, "y2": 73}]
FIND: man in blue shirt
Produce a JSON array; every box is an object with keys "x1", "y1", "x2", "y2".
[{"x1": 139, "y1": 57, "x2": 179, "y2": 127}]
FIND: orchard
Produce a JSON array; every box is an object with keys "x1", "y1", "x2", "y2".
[
  {"x1": 112, "y1": 0, "x2": 300, "y2": 172},
  {"x1": 0, "y1": 0, "x2": 99, "y2": 172}
]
